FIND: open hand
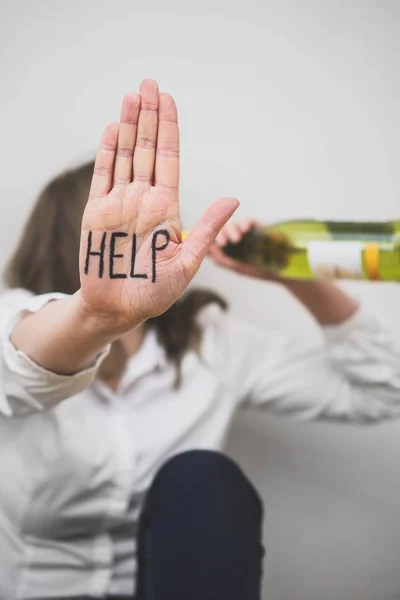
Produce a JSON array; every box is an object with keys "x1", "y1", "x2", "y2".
[{"x1": 78, "y1": 80, "x2": 239, "y2": 331}]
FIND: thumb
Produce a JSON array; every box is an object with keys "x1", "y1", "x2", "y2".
[{"x1": 180, "y1": 197, "x2": 239, "y2": 276}]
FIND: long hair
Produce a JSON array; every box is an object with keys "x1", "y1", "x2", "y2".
[{"x1": 4, "y1": 161, "x2": 227, "y2": 387}]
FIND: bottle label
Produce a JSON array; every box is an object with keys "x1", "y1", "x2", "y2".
[
  {"x1": 307, "y1": 241, "x2": 364, "y2": 280},
  {"x1": 363, "y1": 243, "x2": 382, "y2": 280}
]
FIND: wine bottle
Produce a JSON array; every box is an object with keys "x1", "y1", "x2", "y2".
[{"x1": 183, "y1": 220, "x2": 400, "y2": 281}]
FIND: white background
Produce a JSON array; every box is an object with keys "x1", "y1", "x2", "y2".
[{"x1": 1, "y1": 1, "x2": 400, "y2": 598}]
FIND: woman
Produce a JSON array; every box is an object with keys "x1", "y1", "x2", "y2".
[{"x1": 1, "y1": 78, "x2": 400, "y2": 600}]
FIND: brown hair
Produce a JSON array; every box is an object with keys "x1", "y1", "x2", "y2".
[{"x1": 4, "y1": 161, "x2": 227, "y2": 386}]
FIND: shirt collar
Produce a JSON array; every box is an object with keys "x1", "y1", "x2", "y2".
[{"x1": 118, "y1": 327, "x2": 168, "y2": 391}]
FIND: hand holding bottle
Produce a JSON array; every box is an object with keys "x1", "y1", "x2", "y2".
[
  {"x1": 209, "y1": 220, "x2": 285, "y2": 282},
  {"x1": 208, "y1": 219, "x2": 359, "y2": 326},
  {"x1": 209, "y1": 218, "x2": 400, "y2": 282}
]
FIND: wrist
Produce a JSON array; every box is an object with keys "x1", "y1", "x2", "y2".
[{"x1": 71, "y1": 291, "x2": 142, "y2": 343}]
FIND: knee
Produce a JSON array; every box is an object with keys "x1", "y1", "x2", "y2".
[
  {"x1": 154, "y1": 450, "x2": 244, "y2": 486},
  {"x1": 148, "y1": 450, "x2": 263, "y2": 517}
]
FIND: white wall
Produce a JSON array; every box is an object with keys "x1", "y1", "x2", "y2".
[{"x1": 1, "y1": 1, "x2": 400, "y2": 598}]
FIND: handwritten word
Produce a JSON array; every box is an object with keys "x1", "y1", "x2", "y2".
[{"x1": 84, "y1": 230, "x2": 170, "y2": 283}]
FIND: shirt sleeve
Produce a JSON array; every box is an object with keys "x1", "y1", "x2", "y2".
[
  {"x1": 0, "y1": 288, "x2": 109, "y2": 417},
  {"x1": 202, "y1": 304, "x2": 400, "y2": 424}
]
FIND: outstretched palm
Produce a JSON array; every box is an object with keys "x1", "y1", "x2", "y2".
[{"x1": 79, "y1": 80, "x2": 238, "y2": 329}]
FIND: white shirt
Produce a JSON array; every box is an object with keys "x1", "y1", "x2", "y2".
[{"x1": 1, "y1": 288, "x2": 400, "y2": 599}]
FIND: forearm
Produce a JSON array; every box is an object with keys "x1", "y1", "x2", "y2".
[
  {"x1": 280, "y1": 279, "x2": 358, "y2": 325},
  {"x1": 11, "y1": 292, "x2": 126, "y2": 375}
]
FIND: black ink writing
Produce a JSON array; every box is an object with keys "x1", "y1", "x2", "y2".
[
  {"x1": 151, "y1": 229, "x2": 170, "y2": 283},
  {"x1": 109, "y1": 232, "x2": 128, "y2": 279},
  {"x1": 84, "y1": 231, "x2": 107, "y2": 278},
  {"x1": 130, "y1": 234, "x2": 148, "y2": 279},
  {"x1": 84, "y1": 230, "x2": 171, "y2": 282}
]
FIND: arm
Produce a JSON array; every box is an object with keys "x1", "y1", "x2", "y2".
[
  {"x1": 0, "y1": 290, "x2": 112, "y2": 417},
  {"x1": 209, "y1": 218, "x2": 358, "y2": 327},
  {"x1": 208, "y1": 221, "x2": 400, "y2": 424},
  {"x1": 279, "y1": 279, "x2": 358, "y2": 326},
  {"x1": 10, "y1": 294, "x2": 119, "y2": 376},
  {"x1": 1, "y1": 79, "x2": 238, "y2": 417},
  {"x1": 209, "y1": 306, "x2": 400, "y2": 424}
]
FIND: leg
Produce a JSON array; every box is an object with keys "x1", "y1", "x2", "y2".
[{"x1": 136, "y1": 450, "x2": 264, "y2": 600}]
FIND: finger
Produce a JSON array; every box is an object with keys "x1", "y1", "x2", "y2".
[
  {"x1": 215, "y1": 229, "x2": 229, "y2": 247},
  {"x1": 155, "y1": 93, "x2": 179, "y2": 192},
  {"x1": 181, "y1": 198, "x2": 240, "y2": 278},
  {"x1": 215, "y1": 222, "x2": 238, "y2": 247},
  {"x1": 133, "y1": 79, "x2": 159, "y2": 184},
  {"x1": 224, "y1": 222, "x2": 242, "y2": 244},
  {"x1": 239, "y1": 219, "x2": 258, "y2": 234},
  {"x1": 113, "y1": 93, "x2": 140, "y2": 187},
  {"x1": 89, "y1": 122, "x2": 119, "y2": 199}
]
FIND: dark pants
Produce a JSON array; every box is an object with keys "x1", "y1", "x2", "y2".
[{"x1": 38, "y1": 450, "x2": 265, "y2": 600}]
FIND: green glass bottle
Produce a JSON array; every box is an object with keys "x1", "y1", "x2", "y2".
[{"x1": 221, "y1": 220, "x2": 400, "y2": 281}]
